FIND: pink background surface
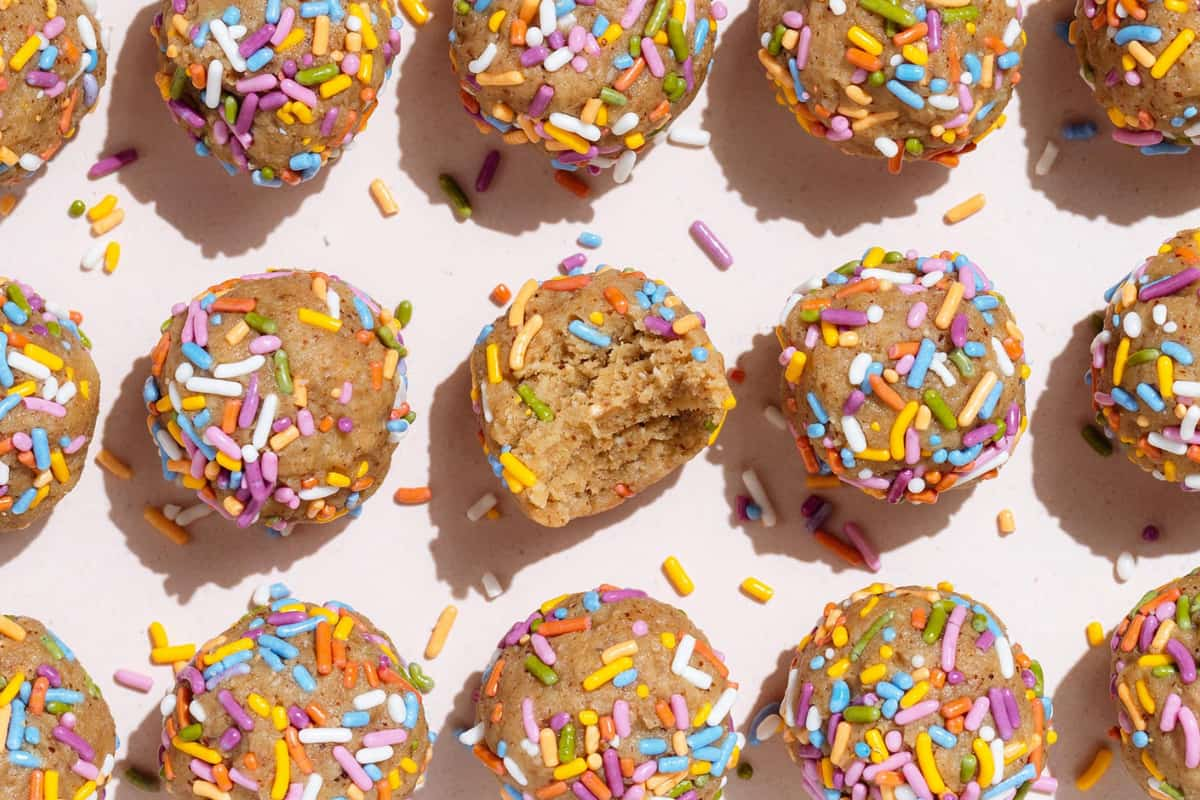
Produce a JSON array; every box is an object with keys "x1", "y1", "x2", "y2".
[{"x1": 2, "y1": 0, "x2": 1197, "y2": 795}]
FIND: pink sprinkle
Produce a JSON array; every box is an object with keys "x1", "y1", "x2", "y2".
[
  {"x1": 113, "y1": 669, "x2": 154, "y2": 693},
  {"x1": 87, "y1": 149, "x2": 138, "y2": 180},
  {"x1": 843, "y1": 522, "x2": 881, "y2": 572},
  {"x1": 631, "y1": 620, "x2": 649, "y2": 636}
]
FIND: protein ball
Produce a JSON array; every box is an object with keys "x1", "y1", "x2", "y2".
[
  {"x1": 469, "y1": 269, "x2": 735, "y2": 527},
  {"x1": 756, "y1": 0, "x2": 1025, "y2": 167},
  {"x1": 0, "y1": 0, "x2": 107, "y2": 185},
  {"x1": 158, "y1": 596, "x2": 433, "y2": 797},
  {"x1": 0, "y1": 615, "x2": 117, "y2": 797},
  {"x1": 144, "y1": 270, "x2": 413, "y2": 533},
  {"x1": 462, "y1": 586, "x2": 741, "y2": 800},
  {"x1": 1089, "y1": 230, "x2": 1200, "y2": 488},
  {"x1": 449, "y1": 0, "x2": 721, "y2": 180},
  {"x1": 1072, "y1": 0, "x2": 1199, "y2": 153},
  {"x1": 1109, "y1": 570, "x2": 1200, "y2": 799},
  {"x1": 150, "y1": 0, "x2": 402, "y2": 186},
  {"x1": 781, "y1": 583, "x2": 1056, "y2": 800},
  {"x1": 0, "y1": 280, "x2": 100, "y2": 530},
  {"x1": 778, "y1": 248, "x2": 1028, "y2": 503}
]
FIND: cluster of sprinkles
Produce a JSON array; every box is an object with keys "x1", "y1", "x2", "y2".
[
  {"x1": 1090, "y1": 230, "x2": 1200, "y2": 491},
  {"x1": 1071, "y1": 0, "x2": 1200, "y2": 152},
  {"x1": 0, "y1": 0, "x2": 106, "y2": 183},
  {"x1": 471, "y1": 266, "x2": 735, "y2": 512},
  {"x1": 0, "y1": 280, "x2": 95, "y2": 521},
  {"x1": 782, "y1": 583, "x2": 1056, "y2": 800},
  {"x1": 156, "y1": 584, "x2": 434, "y2": 799},
  {"x1": 460, "y1": 586, "x2": 744, "y2": 800},
  {"x1": 0, "y1": 615, "x2": 116, "y2": 799},
  {"x1": 150, "y1": 0, "x2": 407, "y2": 186},
  {"x1": 758, "y1": 0, "x2": 1024, "y2": 170},
  {"x1": 144, "y1": 271, "x2": 413, "y2": 534},
  {"x1": 73, "y1": 193, "x2": 125, "y2": 273},
  {"x1": 779, "y1": 247, "x2": 1029, "y2": 504},
  {"x1": 450, "y1": 0, "x2": 726, "y2": 184},
  {"x1": 1108, "y1": 570, "x2": 1200, "y2": 799}
]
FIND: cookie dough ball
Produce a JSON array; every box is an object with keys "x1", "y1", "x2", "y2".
[
  {"x1": 0, "y1": 280, "x2": 100, "y2": 530},
  {"x1": 1072, "y1": 2, "x2": 1200, "y2": 152},
  {"x1": 1109, "y1": 570, "x2": 1200, "y2": 798},
  {"x1": 0, "y1": 0, "x2": 107, "y2": 185},
  {"x1": 1090, "y1": 230, "x2": 1200, "y2": 488},
  {"x1": 159, "y1": 595, "x2": 433, "y2": 797},
  {"x1": 450, "y1": 0, "x2": 721, "y2": 180},
  {"x1": 0, "y1": 615, "x2": 117, "y2": 797},
  {"x1": 469, "y1": 269, "x2": 735, "y2": 527},
  {"x1": 778, "y1": 248, "x2": 1028, "y2": 503},
  {"x1": 781, "y1": 583, "x2": 1055, "y2": 800},
  {"x1": 464, "y1": 586, "x2": 741, "y2": 800},
  {"x1": 757, "y1": 0, "x2": 1024, "y2": 166},
  {"x1": 150, "y1": 0, "x2": 402, "y2": 186},
  {"x1": 144, "y1": 270, "x2": 413, "y2": 533}
]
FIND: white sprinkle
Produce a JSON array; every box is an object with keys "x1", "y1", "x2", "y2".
[
  {"x1": 865, "y1": 304, "x2": 884, "y2": 324},
  {"x1": 213, "y1": 355, "x2": 266, "y2": 378},
  {"x1": 741, "y1": 468, "x2": 777, "y2": 527},
  {"x1": 842, "y1": 416, "x2": 867, "y2": 453},
  {"x1": 1153, "y1": 303, "x2": 1168, "y2": 326},
  {"x1": 1148, "y1": 432, "x2": 1187, "y2": 455},
  {"x1": 458, "y1": 722, "x2": 485, "y2": 746},
  {"x1": 928, "y1": 94, "x2": 959, "y2": 111},
  {"x1": 1174, "y1": 381, "x2": 1200, "y2": 398},
  {"x1": 993, "y1": 634, "x2": 1015, "y2": 679},
  {"x1": 1002, "y1": 17, "x2": 1022, "y2": 46},
  {"x1": 873, "y1": 137, "x2": 898, "y2": 158},
  {"x1": 543, "y1": 46, "x2": 572, "y2": 71},
  {"x1": 990, "y1": 336, "x2": 1015, "y2": 377},
  {"x1": 298, "y1": 485, "x2": 338, "y2": 501},
  {"x1": 503, "y1": 756, "x2": 529, "y2": 785},
  {"x1": 251, "y1": 393, "x2": 279, "y2": 450},
  {"x1": 1183, "y1": 406, "x2": 1200, "y2": 440},
  {"x1": 755, "y1": 713, "x2": 783, "y2": 742},
  {"x1": 80, "y1": 241, "x2": 106, "y2": 271},
  {"x1": 1116, "y1": 551, "x2": 1136, "y2": 583},
  {"x1": 18, "y1": 154, "x2": 43, "y2": 174},
  {"x1": 781, "y1": 667, "x2": 801, "y2": 727},
  {"x1": 189, "y1": 700, "x2": 207, "y2": 723},
  {"x1": 185, "y1": 376, "x2": 243, "y2": 397},
  {"x1": 298, "y1": 727, "x2": 354, "y2": 744},
  {"x1": 77, "y1": 14, "x2": 98, "y2": 49},
  {"x1": 805, "y1": 704, "x2": 821, "y2": 731},
  {"x1": 849, "y1": 353, "x2": 872, "y2": 385},
  {"x1": 355, "y1": 746, "x2": 394, "y2": 764},
  {"x1": 679, "y1": 664, "x2": 713, "y2": 690},
  {"x1": 325, "y1": 287, "x2": 341, "y2": 320},
  {"x1": 466, "y1": 492, "x2": 498, "y2": 521},
  {"x1": 354, "y1": 689, "x2": 387, "y2": 710},
  {"x1": 159, "y1": 692, "x2": 177, "y2": 717},
  {"x1": 155, "y1": 428, "x2": 183, "y2": 461},
  {"x1": 861, "y1": 268, "x2": 915, "y2": 285},
  {"x1": 1034, "y1": 141, "x2": 1059, "y2": 176},
  {"x1": 175, "y1": 503, "x2": 214, "y2": 526},
  {"x1": 468, "y1": 42, "x2": 498, "y2": 73},
  {"x1": 41, "y1": 376, "x2": 58, "y2": 401},
  {"x1": 387, "y1": 693, "x2": 407, "y2": 725},
  {"x1": 928, "y1": 353, "x2": 957, "y2": 387},
  {"x1": 613, "y1": 149, "x2": 637, "y2": 183},
  {"x1": 482, "y1": 572, "x2": 504, "y2": 599},
  {"x1": 671, "y1": 634, "x2": 696, "y2": 675},
  {"x1": 55, "y1": 381, "x2": 77, "y2": 405},
  {"x1": 667, "y1": 127, "x2": 711, "y2": 147},
  {"x1": 300, "y1": 774, "x2": 323, "y2": 800},
  {"x1": 1123, "y1": 311, "x2": 1143, "y2": 338},
  {"x1": 549, "y1": 112, "x2": 601, "y2": 141},
  {"x1": 209, "y1": 19, "x2": 247, "y2": 72},
  {"x1": 763, "y1": 405, "x2": 788, "y2": 430},
  {"x1": 525, "y1": 26, "x2": 544, "y2": 46},
  {"x1": 538, "y1": 0, "x2": 555, "y2": 32},
  {"x1": 252, "y1": 584, "x2": 272, "y2": 606},
  {"x1": 174, "y1": 362, "x2": 194, "y2": 383},
  {"x1": 611, "y1": 112, "x2": 639, "y2": 137},
  {"x1": 8, "y1": 351, "x2": 49, "y2": 380},
  {"x1": 829, "y1": 0, "x2": 846, "y2": 13},
  {"x1": 205, "y1": 59, "x2": 223, "y2": 108},
  {"x1": 707, "y1": 687, "x2": 739, "y2": 727}
]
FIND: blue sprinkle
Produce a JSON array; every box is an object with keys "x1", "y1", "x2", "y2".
[
  {"x1": 895, "y1": 62, "x2": 924, "y2": 82},
  {"x1": 806, "y1": 392, "x2": 829, "y2": 424},
  {"x1": 342, "y1": 711, "x2": 371, "y2": 727},
  {"x1": 578, "y1": 231, "x2": 603, "y2": 248},
  {"x1": 639, "y1": 738, "x2": 668, "y2": 756},
  {"x1": 1163, "y1": 341, "x2": 1194, "y2": 365},
  {"x1": 1110, "y1": 386, "x2": 1139, "y2": 412},
  {"x1": 1136, "y1": 383, "x2": 1166, "y2": 412},
  {"x1": 612, "y1": 668, "x2": 638, "y2": 688},
  {"x1": 568, "y1": 320, "x2": 611, "y2": 347},
  {"x1": 293, "y1": 664, "x2": 317, "y2": 692}
]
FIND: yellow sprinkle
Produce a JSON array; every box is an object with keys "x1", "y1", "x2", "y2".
[
  {"x1": 601, "y1": 641, "x2": 638, "y2": 664},
  {"x1": 297, "y1": 307, "x2": 342, "y2": 332},
  {"x1": 103, "y1": 241, "x2": 121, "y2": 274},
  {"x1": 831, "y1": 625, "x2": 849, "y2": 648},
  {"x1": 741, "y1": 576, "x2": 774, "y2": 603},
  {"x1": 172, "y1": 737, "x2": 222, "y2": 765},
  {"x1": 944, "y1": 193, "x2": 986, "y2": 224},
  {"x1": 1086, "y1": 621, "x2": 1105, "y2": 647},
  {"x1": 890, "y1": 401, "x2": 919, "y2": 460},
  {"x1": 202, "y1": 638, "x2": 253, "y2": 666},
  {"x1": 973, "y1": 737, "x2": 994, "y2": 786},
  {"x1": 151, "y1": 644, "x2": 196, "y2": 664},
  {"x1": 582, "y1": 657, "x2": 633, "y2": 691},
  {"x1": 90, "y1": 208, "x2": 124, "y2": 237},
  {"x1": 0, "y1": 672, "x2": 24, "y2": 706},
  {"x1": 554, "y1": 758, "x2": 588, "y2": 781},
  {"x1": 900, "y1": 681, "x2": 930, "y2": 708},
  {"x1": 485, "y1": 343, "x2": 502, "y2": 384},
  {"x1": 1076, "y1": 745, "x2": 1112, "y2": 791},
  {"x1": 847, "y1": 25, "x2": 884, "y2": 55},
  {"x1": 916, "y1": 732, "x2": 946, "y2": 794},
  {"x1": 20, "y1": 346, "x2": 60, "y2": 373},
  {"x1": 424, "y1": 604, "x2": 458, "y2": 660},
  {"x1": 498, "y1": 451, "x2": 537, "y2": 488},
  {"x1": 859, "y1": 663, "x2": 887, "y2": 684},
  {"x1": 271, "y1": 739, "x2": 290, "y2": 799},
  {"x1": 1152, "y1": 28, "x2": 1195, "y2": 79},
  {"x1": 9, "y1": 36, "x2": 41, "y2": 71},
  {"x1": 0, "y1": 616, "x2": 26, "y2": 641},
  {"x1": 369, "y1": 179, "x2": 399, "y2": 217},
  {"x1": 86, "y1": 194, "x2": 118, "y2": 222},
  {"x1": 785, "y1": 350, "x2": 808, "y2": 383},
  {"x1": 662, "y1": 556, "x2": 695, "y2": 596},
  {"x1": 43, "y1": 771, "x2": 58, "y2": 800},
  {"x1": 862, "y1": 246, "x2": 886, "y2": 268},
  {"x1": 70, "y1": 783, "x2": 96, "y2": 800},
  {"x1": 247, "y1": 693, "x2": 271, "y2": 717}
]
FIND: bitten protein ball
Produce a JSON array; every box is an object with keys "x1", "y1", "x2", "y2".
[
  {"x1": 461, "y1": 585, "x2": 741, "y2": 800},
  {"x1": 1109, "y1": 570, "x2": 1200, "y2": 798},
  {"x1": 469, "y1": 269, "x2": 735, "y2": 527},
  {"x1": 778, "y1": 248, "x2": 1028, "y2": 503},
  {"x1": 1072, "y1": 0, "x2": 1200, "y2": 153},
  {"x1": 781, "y1": 583, "x2": 1056, "y2": 800},
  {"x1": 0, "y1": 615, "x2": 117, "y2": 797},
  {"x1": 1091, "y1": 230, "x2": 1200, "y2": 489},
  {"x1": 756, "y1": 0, "x2": 1024, "y2": 168},
  {"x1": 159, "y1": 592, "x2": 433, "y2": 797},
  {"x1": 144, "y1": 270, "x2": 413, "y2": 533},
  {"x1": 0, "y1": 0, "x2": 107, "y2": 185},
  {"x1": 0, "y1": 279, "x2": 100, "y2": 530},
  {"x1": 150, "y1": 0, "x2": 402, "y2": 186},
  {"x1": 449, "y1": 0, "x2": 722, "y2": 181}
]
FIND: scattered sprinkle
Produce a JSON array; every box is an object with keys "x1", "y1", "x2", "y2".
[
  {"x1": 690, "y1": 219, "x2": 733, "y2": 269},
  {"x1": 95, "y1": 448, "x2": 132, "y2": 479},
  {"x1": 475, "y1": 150, "x2": 501, "y2": 193},
  {"x1": 467, "y1": 492, "x2": 498, "y2": 521},
  {"x1": 1085, "y1": 621, "x2": 1105, "y2": 647},
  {"x1": 394, "y1": 486, "x2": 432, "y2": 505},
  {"x1": 1075, "y1": 745, "x2": 1112, "y2": 791},
  {"x1": 481, "y1": 572, "x2": 503, "y2": 600},
  {"x1": 662, "y1": 556, "x2": 695, "y2": 597},
  {"x1": 944, "y1": 193, "x2": 987, "y2": 224},
  {"x1": 1116, "y1": 551, "x2": 1136, "y2": 583},
  {"x1": 1062, "y1": 121, "x2": 1098, "y2": 141},
  {"x1": 439, "y1": 173, "x2": 473, "y2": 219},
  {"x1": 668, "y1": 127, "x2": 712, "y2": 147},
  {"x1": 490, "y1": 284, "x2": 512, "y2": 306},
  {"x1": 113, "y1": 668, "x2": 154, "y2": 693},
  {"x1": 1035, "y1": 141, "x2": 1061, "y2": 176},
  {"x1": 88, "y1": 148, "x2": 139, "y2": 180},
  {"x1": 741, "y1": 468, "x2": 777, "y2": 527},
  {"x1": 741, "y1": 577, "x2": 775, "y2": 604},
  {"x1": 369, "y1": 178, "x2": 400, "y2": 217},
  {"x1": 68, "y1": 200, "x2": 86, "y2": 218},
  {"x1": 1082, "y1": 423, "x2": 1114, "y2": 455},
  {"x1": 553, "y1": 170, "x2": 590, "y2": 198},
  {"x1": 997, "y1": 508, "x2": 1016, "y2": 535},
  {"x1": 424, "y1": 604, "x2": 459, "y2": 660},
  {"x1": 143, "y1": 505, "x2": 191, "y2": 545}
]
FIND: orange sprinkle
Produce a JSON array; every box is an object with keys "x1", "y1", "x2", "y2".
[
  {"x1": 394, "y1": 486, "x2": 432, "y2": 505},
  {"x1": 315, "y1": 621, "x2": 332, "y2": 676},
  {"x1": 553, "y1": 171, "x2": 590, "y2": 198},
  {"x1": 537, "y1": 616, "x2": 591, "y2": 637},
  {"x1": 490, "y1": 284, "x2": 512, "y2": 305},
  {"x1": 542, "y1": 275, "x2": 591, "y2": 291},
  {"x1": 603, "y1": 286, "x2": 629, "y2": 314}
]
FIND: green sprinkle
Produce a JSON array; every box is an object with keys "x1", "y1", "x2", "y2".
[
  {"x1": 629, "y1": 35, "x2": 642, "y2": 58},
  {"x1": 274, "y1": 350, "x2": 294, "y2": 395},
  {"x1": 406, "y1": 662, "x2": 435, "y2": 693},
  {"x1": 884, "y1": 251, "x2": 905, "y2": 263},
  {"x1": 558, "y1": 722, "x2": 576, "y2": 762},
  {"x1": 768, "y1": 23, "x2": 786, "y2": 55},
  {"x1": 124, "y1": 767, "x2": 161, "y2": 791},
  {"x1": 1179, "y1": 595, "x2": 1193, "y2": 630},
  {"x1": 178, "y1": 723, "x2": 205, "y2": 742},
  {"x1": 600, "y1": 88, "x2": 627, "y2": 106},
  {"x1": 296, "y1": 63, "x2": 339, "y2": 86},
  {"x1": 169, "y1": 67, "x2": 188, "y2": 100},
  {"x1": 1013, "y1": 779, "x2": 1033, "y2": 800},
  {"x1": 438, "y1": 174, "x2": 472, "y2": 220},
  {"x1": 663, "y1": 73, "x2": 686, "y2": 101},
  {"x1": 923, "y1": 389, "x2": 958, "y2": 430},
  {"x1": 68, "y1": 200, "x2": 86, "y2": 218},
  {"x1": 941, "y1": 5, "x2": 979, "y2": 23},
  {"x1": 1127, "y1": 348, "x2": 1161, "y2": 367},
  {"x1": 858, "y1": 0, "x2": 917, "y2": 26},
  {"x1": 905, "y1": 137, "x2": 924, "y2": 155},
  {"x1": 377, "y1": 326, "x2": 408, "y2": 356},
  {"x1": 244, "y1": 311, "x2": 278, "y2": 334},
  {"x1": 525, "y1": 654, "x2": 558, "y2": 686},
  {"x1": 971, "y1": 613, "x2": 988, "y2": 633},
  {"x1": 668, "y1": 781, "x2": 695, "y2": 798},
  {"x1": 668, "y1": 17, "x2": 688, "y2": 60},
  {"x1": 736, "y1": 763, "x2": 754, "y2": 780},
  {"x1": 40, "y1": 635, "x2": 64, "y2": 661},
  {"x1": 644, "y1": 0, "x2": 670, "y2": 36},
  {"x1": 850, "y1": 610, "x2": 895, "y2": 662},
  {"x1": 1152, "y1": 665, "x2": 1178, "y2": 678},
  {"x1": 1030, "y1": 660, "x2": 1044, "y2": 696},
  {"x1": 6, "y1": 283, "x2": 29, "y2": 313},
  {"x1": 1081, "y1": 423, "x2": 1113, "y2": 456},
  {"x1": 959, "y1": 754, "x2": 978, "y2": 783},
  {"x1": 261, "y1": 166, "x2": 275, "y2": 181},
  {"x1": 45, "y1": 701, "x2": 70, "y2": 715},
  {"x1": 77, "y1": 328, "x2": 92, "y2": 350},
  {"x1": 923, "y1": 602, "x2": 949, "y2": 644},
  {"x1": 836, "y1": 260, "x2": 859, "y2": 276},
  {"x1": 223, "y1": 95, "x2": 238, "y2": 126},
  {"x1": 798, "y1": 308, "x2": 820, "y2": 323},
  {"x1": 948, "y1": 348, "x2": 975, "y2": 378},
  {"x1": 455, "y1": 0, "x2": 470, "y2": 11},
  {"x1": 842, "y1": 705, "x2": 881, "y2": 724},
  {"x1": 517, "y1": 384, "x2": 554, "y2": 421},
  {"x1": 396, "y1": 299, "x2": 414, "y2": 329},
  {"x1": 868, "y1": 70, "x2": 887, "y2": 86},
  {"x1": 1159, "y1": 782, "x2": 1185, "y2": 800}
]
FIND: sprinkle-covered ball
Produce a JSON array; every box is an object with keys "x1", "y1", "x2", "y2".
[
  {"x1": 0, "y1": 615, "x2": 117, "y2": 798},
  {"x1": 778, "y1": 248, "x2": 1028, "y2": 503},
  {"x1": 0, "y1": 0, "x2": 107, "y2": 185},
  {"x1": 144, "y1": 270, "x2": 413, "y2": 533},
  {"x1": 0, "y1": 279, "x2": 100, "y2": 530},
  {"x1": 158, "y1": 595, "x2": 434, "y2": 798},
  {"x1": 468, "y1": 269, "x2": 735, "y2": 527},
  {"x1": 150, "y1": 0, "x2": 402, "y2": 187},
  {"x1": 1109, "y1": 570, "x2": 1200, "y2": 798},
  {"x1": 462, "y1": 585, "x2": 741, "y2": 800},
  {"x1": 781, "y1": 582, "x2": 1055, "y2": 800},
  {"x1": 756, "y1": 0, "x2": 1025, "y2": 167},
  {"x1": 449, "y1": 0, "x2": 722, "y2": 181},
  {"x1": 1090, "y1": 230, "x2": 1200, "y2": 488},
  {"x1": 1072, "y1": 0, "x2": 1200, "y2": 153}
]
